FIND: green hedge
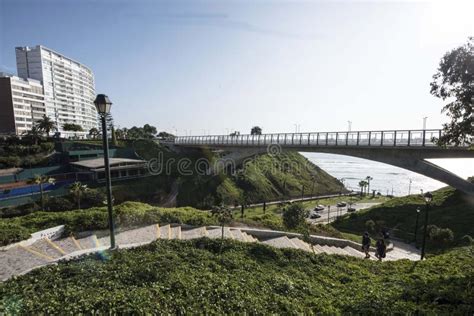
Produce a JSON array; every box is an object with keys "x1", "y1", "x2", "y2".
[{"x1": 0, "y1": 239, "x2": 472, "y2": 314}]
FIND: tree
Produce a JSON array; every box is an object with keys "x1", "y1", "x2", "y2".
[
  {"x1": 62, "y1": 123, "x2": 83, "y2": 132},
  {"x1": 22, "y1": 126, "x2": 43, "y2": 145},
  {"x1": 89, "y1": 128, "x2": 100, "y2": 139},
  {"x1": 365, "y1": 176, "x2": 373, "y2": 196},
  {"x1": 36, "y1": 115, "x2": 56, "y2": 136},
  {"x1": 157, "y1": 131, "x2": 175, "y2": 139},
  {"x1": 250, "y1": 126, "x2": 262, "y2": 135},
  {"x1": 282, "y1": 203, "x2": 309, "y2": 230},
  {"x1": 358, "y1": 180, "x2": 368, "y2": 196},
  {"x1": 28, "y1": 175, "x2": 55, "y2": 211},
  {"x1": 69, "y1": 181, "x2": 88, "y2": 210},
  {"x1": 143, "y1": 124, "x2": 157, "y2": 138},
  {"x1": 211, "y1": 205, "x2": 233, "y2": 240},
  {"x1": 430, "y1": 37, "x2": 473, "y2": 146}
]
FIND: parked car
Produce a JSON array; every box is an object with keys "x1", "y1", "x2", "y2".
[
  {"x1": 314, "y1": 205, "x2": 325, "y2": 212},
  {"x1": 310, "y1": 212, "x2": 321, "y2": 219},
  {"x1": 347, "y1": 207, "x2": 356, "y2": 212},
  {"x1": 336, "y1": 202, "x2": 347, "y2": 207}
]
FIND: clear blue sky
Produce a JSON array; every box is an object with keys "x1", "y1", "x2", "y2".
[{"x1": 1, "y1": 0, "x2": 473, "y2": 135}]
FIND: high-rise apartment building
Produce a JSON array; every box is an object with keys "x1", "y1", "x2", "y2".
[
  {"x1": 15, "y1": 45, "x2": 98, "y2": 137},
  {"x1": 0, "y1": 73, "x2": 46, "y2": 135}
]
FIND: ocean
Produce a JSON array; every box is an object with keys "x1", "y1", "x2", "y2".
[{"x1": 302, "y1": 153, "x2": 474, "y2": 196}]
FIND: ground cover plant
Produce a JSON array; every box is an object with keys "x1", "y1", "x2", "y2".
[{"x1": 0, "y1": 239, "x2": 472, "y2": 314}]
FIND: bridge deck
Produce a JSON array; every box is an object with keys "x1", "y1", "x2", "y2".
[{"x1": 174, "y1": 129, "x2": 468, "y2": 148}]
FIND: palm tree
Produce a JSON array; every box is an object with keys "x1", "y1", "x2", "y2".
[
  {"x1": 69, "y1": 181, "x2": 88, "y2": 210},
  {"x1": 365, "y1": 176, "x2": 373, "y2": 196},
  {"x1": 36, "y1": 115, "x2": 57, "y2": 137},
  {"x1": 358, "y1": 180, "x2": 368, "y2": 196},
  {"x1": 211, "y1": 205, "x2": 233, "y2": 240},
  {"x1": 28, "y1": 175, "x2": 55, "y2": 211}
]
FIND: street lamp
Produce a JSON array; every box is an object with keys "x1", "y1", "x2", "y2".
[
  {"x1": 414, "y1": 208, "x2": 420, "y2": 244},
  {"x1": 94, "y1": 94, "x2": 116, "y2": 249},
  {"x1": 420, "y1": 191, "x2": 433, "y2": 260}
]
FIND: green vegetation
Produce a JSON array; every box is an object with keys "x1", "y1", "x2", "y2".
[
  {"x1": 62, "y1": 123, "x2": 83, "y2": 132},
  {"x1": 1, "y1": 239, "x2": 472, "y2": 314},
  {"x1": 282, "y1": 203, "x2": 308, "y2": 230},
  {"x1": 332, "y1": 187, "x2": 474, "y2": 252},
  {"x1": 0, "y1": 138, "x2": 54, "y2": 168},
  {"x1": 430, "y1": 37, "x2": 473, "y2": 146},
  {"x1": 0, "y1": 202, "x2": 216, "y2": 246},
  {"x1": 132, "y1": 139, "x2": 345, "y2": 209}
]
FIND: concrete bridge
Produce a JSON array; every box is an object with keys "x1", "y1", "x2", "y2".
[{"x1": 170, "y1": 129, "x2": 474, "y2": 195}]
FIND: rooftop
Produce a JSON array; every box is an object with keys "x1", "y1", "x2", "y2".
[{"x1": 70, "y1": 158, "x2": 146, "y2": 169}]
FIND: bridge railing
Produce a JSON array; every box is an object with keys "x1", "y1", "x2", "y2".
[{"x1": 174, "y1": 129, "x2": 446, "y2": 147}]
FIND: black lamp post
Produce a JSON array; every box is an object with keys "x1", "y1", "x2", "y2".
[
  {"x1": 420, "y1": 192, "x2": 433, "y2": 260},
  {"x1": 414, "y1": 208, "x2": 420, "y2": 244},
  {"x1": 94, "y1": 94, "x2": 116, "y2": 249}
]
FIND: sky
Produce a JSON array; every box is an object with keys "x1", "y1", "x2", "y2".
[{"x1": 1, "y1": 0, "x2": 473, "y2": 136}]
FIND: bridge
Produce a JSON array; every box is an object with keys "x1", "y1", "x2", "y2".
[{"x1": 170, "y1": 129, "x2": 474, "y2": 195}]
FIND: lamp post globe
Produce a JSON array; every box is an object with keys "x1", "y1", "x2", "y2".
[
  {"x1": 94, "y1": 94, "x2": 112, "y2": 115},
  {"x1": 94, "y1": 93, "x2": 116, "y2": 249}
]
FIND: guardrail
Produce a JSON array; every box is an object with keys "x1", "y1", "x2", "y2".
[{"x1": 174, "y1": 129, "x2": 449, "y2": 147}]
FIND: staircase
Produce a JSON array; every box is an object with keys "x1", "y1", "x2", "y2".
[{"x1": 0, "y1": 224, "x2": 412, "y2": 282}]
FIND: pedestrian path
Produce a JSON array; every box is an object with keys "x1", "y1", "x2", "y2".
[{"x1": 0, "y1": 224, "x2": 418, "y2": 282}]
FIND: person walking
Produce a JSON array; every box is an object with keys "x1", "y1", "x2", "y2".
[
  {"x1": 375, "y1": 239, "x2": 386, "y2": 261},
  {"x1": 361, "y1": 232, "x2": 371, "y2": 259}
]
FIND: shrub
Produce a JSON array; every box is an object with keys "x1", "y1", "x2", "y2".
[
  {"x1": 0, "y1": 222, "x2": 30, "y2": 246},
  {"x1": 45, "y1": 197, "x2": 75, "y2": 212},
  {"x1": 460, "y1": 235, "x2": 473, "y2": 246},
  {"x1": 282, "y1": 203, "x2": 308, "y2": 230},
  {"x1": 365, "y1": 220, "x2": 376, "y2": 233},
  {"x1": 427, "y1": 225, "x2": 454, "y2": 248}
]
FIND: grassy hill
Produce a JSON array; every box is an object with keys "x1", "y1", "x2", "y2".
[
  {"x1": 127, "y1": 140, "x2": 345, "y2": 208},
  {"x1": 1, "y1": 238, "x2": 472, "y2": 314},
  {"x1": 332, "y1": 187, "x2": 474, "y2": 251}
]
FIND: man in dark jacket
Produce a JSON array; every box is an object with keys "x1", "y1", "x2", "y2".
[{"x1": 361, "y1": 232, "x2": 371, "y2": 259}]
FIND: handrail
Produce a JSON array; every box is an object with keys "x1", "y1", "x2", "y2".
[{"x1": 172, "y1": 129, "x2": 462, "y2": 148}]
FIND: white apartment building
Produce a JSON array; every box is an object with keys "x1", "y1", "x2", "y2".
[
  {"x1": 15, "y1": 45, "x2": 98, "y2": 138},
  {"x1": 0, "y1": 73, "x2": 46, "y2": 135}
]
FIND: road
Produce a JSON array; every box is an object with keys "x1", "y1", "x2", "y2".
[
  {"x1": 307, "y1": 202, "x2": 382, "y2": 224},
  {"x1": 230, "y1": 192, "x2": 358, "y2": 210}
]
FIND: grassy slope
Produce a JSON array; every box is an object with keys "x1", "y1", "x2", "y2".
[
  {"x1": 130, "y1": 140, "x2": 344, "y2": 208},
  {"x1": 332, "y1": 187, "x2": 474, "y2": 247},
  {"x1": 1, "y1": 239, "x2": 472, "y2": 314}
]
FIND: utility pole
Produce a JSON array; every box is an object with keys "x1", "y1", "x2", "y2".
[
  {"x1": 423, "y1": 117, "x2": 428, "y2": 130},
  {"x1": 327, "y1": 205, "x2": 330, "y2": 223},
  {"x1": 347, "y1": 121, "x2": 352, "y2": 132}
]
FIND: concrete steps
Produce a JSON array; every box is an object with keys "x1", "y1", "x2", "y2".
[
  {"x1": 290, "y1": 238, "x2": 312, "y2": 252},
  {"x1": 0, "y1": 223, "x2": 420, "y2": 282},
  {"x1": 262, "y1": 236, "x2": 299, "y2": 250},
  {"x1": 77, "y1": 235, "x2": 100, "y2": 250},
  {"x1": 207, "y1": 227, "x2": 235, "y2": 239},
  {"x1": 28, "y1": 238, "x2": 65, "y2": 259},
  {"x1": 159, "y1": 224, "x2": 171, "y2": 240},
  {"x1": 0, "y1": 246, "x2": 52, "y2": 281},
  {"x1": 54, "y1": 237, "x2": 82, "y2": 254},
  {"x1": 182, "y1": 227, "x2": 207, "y2": 240},
  {"x1": 170, "y1": 226, "x2": 181, "y2": 240}
]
